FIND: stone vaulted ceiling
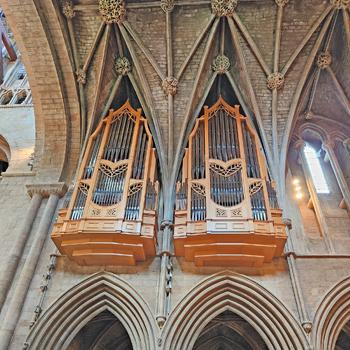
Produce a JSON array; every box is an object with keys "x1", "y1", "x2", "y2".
[{"x1": 0, "y1": 0, "x2": 349, "y2": 186}]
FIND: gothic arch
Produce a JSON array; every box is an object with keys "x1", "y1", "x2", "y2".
[
  {"x1": 161, "y1": 272, "x2": 309, "y2": 350},
  {"x1": 312, "y1": 275, "x2": 350, "y2": 350},
  {"x1": 25, "y1": 272, "x2": 157, "y2": 350}
]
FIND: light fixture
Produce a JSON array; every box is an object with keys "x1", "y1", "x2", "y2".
[
  {"x1": 292, "y1": 178, "x2": 300, "y2": 185},
  {"x1": 295, "y1": 192, "x2": 303, "y2": 199}
]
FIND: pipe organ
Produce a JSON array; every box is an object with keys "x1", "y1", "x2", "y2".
[
  {"x1": 174, "y1": 98, "x2": 287, "y2": 267},
  {"x1": 52, "y1": 101, "x2": 158, "y2": 266}
]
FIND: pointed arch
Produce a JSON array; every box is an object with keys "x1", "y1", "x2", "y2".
[
  {"x1": 312, "y1": 275, "x2": 350, "y2": 350},
  {"x1": 161, "y1": 272, "x2": 309, "y2": 350},
  {"x1": 25, "y1": 272, "x2": 157, "y2": 350}
]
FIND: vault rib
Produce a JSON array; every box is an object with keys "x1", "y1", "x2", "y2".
[{"x1": 232, "y1": 12, "x2": 271, "y2": 76}]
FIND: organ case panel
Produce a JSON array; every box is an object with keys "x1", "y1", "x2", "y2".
[
  {"x1": 52, "y1": 101, "x2": 158, "y2": 266},
  {"x1": 174, "y1": 97, "x2": 287, "y2": 267}
]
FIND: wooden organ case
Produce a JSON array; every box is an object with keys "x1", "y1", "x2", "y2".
[
  {"x1": 174, "y1": 98, "x2": 287, "y2": 267},
  {"x1": 52, "y1": 102, "x2": 158, "y2": 266}
]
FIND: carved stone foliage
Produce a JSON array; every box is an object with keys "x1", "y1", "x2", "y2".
[
  {"x1": 76, "y1": 69, "x2": 86, "y2": 84},
  {"x1": 62, "y1": 0, "x2": 75, "y2": 18},
  {"x1": 162, "y1": 77, "x2": 178, "y2": 95},
  {"x1": 114, "y1": 57, "x2": 131, "y2": 76},
  {"x1": 267, "y1": 72, "x2": 284, "y2": 90},
  {"x1": 211, "y1": 0, "x2": 238, "y2": 17},
  {"x1": 330, "y1": 0, "x2": 350, "y2": 9},
  {"x1": 99, "y1": 0, "x2": 126, "y2": 24},
  {"x1": 275, "y1": 0, "x2": 289, "y2": 7},
  {"x1": 316, "y1": 51, "x2": 332, "y2": 69},
  {"x1": 212, "y1": 55, "x2": 230, "y2": 74},
  {"x1": 160, "y1": 0, "x2": 175, "y2": 12}
]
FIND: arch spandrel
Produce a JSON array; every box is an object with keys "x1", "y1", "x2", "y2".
[{"x1": 161, "y1": 271, "x2": 310, "y2": 350}]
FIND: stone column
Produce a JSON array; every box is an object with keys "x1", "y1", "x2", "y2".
[
  {"x1": 0, "y1": 186, "x2": 43, "y2": 310},
  {"x1": 343, "y1": 138, "x2": 350, "y2": 159},
  {"x1": 295, "y1": 140, "x2": 335, "y2": 254},
  {"x1": 0, "y1": 183, "x2": 66, "y2": 350},
  {"x1": 323, "y1": 140, "x2": 350, "y2": 212},
  {"x1": 284, "y1": 219, "x2": 312, "y2": 334}
]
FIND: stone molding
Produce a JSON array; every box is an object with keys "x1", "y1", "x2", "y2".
[
  {"x1": 211, "y1": 0, "x2": 238, "y2": 17},
  {"x1": 76, "y1": 69, "x2": 86, "y2": 85},
  {"x1": 267, "y1": 72, "x2": 285, "y2": 90},
  {"x1": 212, "y1": 55, "x2": 230, "y2": 74},
  {"x1": 312, "y1": 276, "x2": 350, "y2": 349},
  {"x1": 114, "y1": 56, "x2": 131, "y2": 76},
  {"x1": 24, "y1": 272, "x2": 157, "y2": 350},
  {"x1": 62, "y1": 0, "x2": 75, "y2": 19},
  {"x1": 275, "y1": 0, "x2": 289, "y2": 7},
  {"x1": 26, "y1": 182, "x2": 67, "y2": 198},
  {"x1": 161, "y1": 0, "x2": 175, "y2": 12},
  {"x1": 330, "y1": 0, "x2": 350, "y2": 9},
  {"x1": 162, "y1": 272, "x2": 310, "y2": 349},
  {"x1": 99, "y1": 0, "x2": 126, "y2": 24},
  {"x1": 316, "y1": 51, "x2": 332, "y2": 69},
  {"x1": 162, "y1": 77, "x2": 178, "y2": 95}
]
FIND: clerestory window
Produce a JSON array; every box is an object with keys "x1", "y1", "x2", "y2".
[{"x1": 304, "y1": 144, "x2": 329, "y2": 194}]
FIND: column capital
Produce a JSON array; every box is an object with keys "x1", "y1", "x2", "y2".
[
  {"x1": 26, "y1": 183, "x2": 67, "y2": 199},
  {"x1": 322, "y1": 139, "x2": 335, "y2": 151},
  {"x1": 293, "y1": 139, "x2": 306, "y2": 151},
  {"x1": 343, "y1": 138, "x2": 350, "y2": 147}
]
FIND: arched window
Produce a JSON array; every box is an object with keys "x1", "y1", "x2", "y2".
[
  {"x1": 304, "y1": 143, "x2": 329, "y2": 194},
  {"x1": 174, "y1": 98, "x2": 287, "y2": 267},
  {"x1": 52, "y1": 101, "x2": 158, "y2": 266}
]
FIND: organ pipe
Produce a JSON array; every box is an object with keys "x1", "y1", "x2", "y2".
[
  {"x1": 66, "y1": 101, "x2": 158, "y2": 222},
  {"x1": 176, "y1": 97, "x2": 276, "y2": 225}
]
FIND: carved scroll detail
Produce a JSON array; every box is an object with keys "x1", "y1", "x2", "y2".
[{"x1": 209, "y1": 162, "x2": 242, "y2": 177}]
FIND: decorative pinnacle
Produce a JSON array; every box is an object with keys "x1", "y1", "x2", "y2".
[
  {"x1": 114, "y1": 57, "x2": 131, "y2": 76},
  {"x1": 267, "y1": 72, "x2": 284, "y2": 90},
  {"x1": 316, "y1": 51, "x2": 332, "y2": 69},
  {"x1": 62, "y1": 0, "x2": 75, "y2": 19},
  {"x1": 160, "y1": 0, "x2": 175, "y2": 12},
  {"x1": 99, "y1": 0, "x2": 126, "y2": 24},
  {"x1": 275, "y1": 0, "x2": 289, "y2": 7},
  {"x1": 330, "y1": 0, "x2": 350, "y2": 9},
  {"x1": 162, "y1": 77, "x2": 178, "y2": 95},
  {"x1": 76, "y1": 69, "x2": 86, "y2": 84},
  {"x1": 211, "y1": 0, "x2": 238, "y2": 17},
  {"x1": 212, "y1": 55, "x2": 230, "y2": 74}
]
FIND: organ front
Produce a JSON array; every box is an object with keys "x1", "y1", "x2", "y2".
[
  {"x1": 174, "y1": 97, "x2": 287, "y2": 267},
  {"x1": 52, "y1": 101, "x2": 158, "y2": 266}
]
